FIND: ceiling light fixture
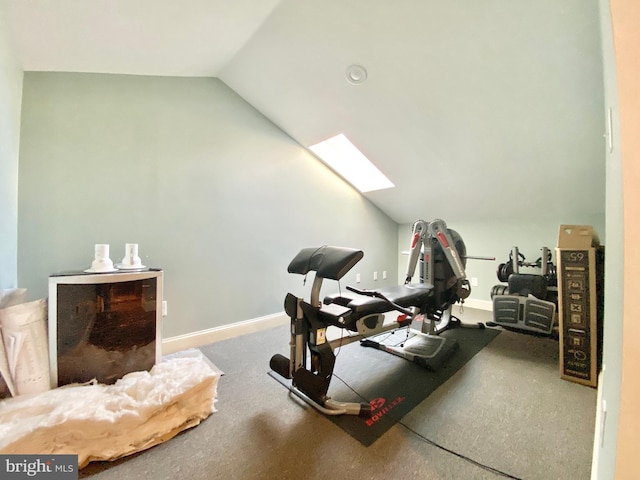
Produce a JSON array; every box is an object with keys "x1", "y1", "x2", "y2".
[
  {"x1": 346, "y1": 65, "x2": 367, "y2": 85},
  {"x1": 309, "y1": 134, "x2": 394, "y2": 193}
]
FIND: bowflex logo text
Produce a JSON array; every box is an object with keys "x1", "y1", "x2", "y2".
[
  {"x1": 365, "y1": 396, "x2": 406, "y2": 426},
  {"x1": 1, "y1": 455, "x2": 77, "y2": 479}
]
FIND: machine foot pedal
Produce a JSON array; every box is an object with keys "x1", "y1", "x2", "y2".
[{"x1": 392, "y1": 335, "x2": 458, "y2": 370}]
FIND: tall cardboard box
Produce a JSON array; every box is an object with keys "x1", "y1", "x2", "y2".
[{"x1": 556, "y1": 225, "x2": 605, "y2": 387}]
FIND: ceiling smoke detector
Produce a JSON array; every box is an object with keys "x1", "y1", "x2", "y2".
[{"x1": 346, "y1": 65, "x2": 367, "y2": 85}]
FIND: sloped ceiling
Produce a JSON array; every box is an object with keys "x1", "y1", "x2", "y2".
[
  {"x1": 3, "y1": 0, "x2": 283, "y2": 76},
  {"x1": 4, "y1": 0, "x2": 606, "y2": 225}
]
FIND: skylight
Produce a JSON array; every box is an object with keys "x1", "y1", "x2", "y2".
[{"x1": 308, "y1": 134, "x2": 395, "y2": 193}]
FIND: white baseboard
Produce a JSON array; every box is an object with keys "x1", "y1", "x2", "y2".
[
  {"x1": 462, "y1": 298, "x2": 493, "y2": 311},
  {"x1": 162, "y1": 312, "x2": 288, "y2": 355}
]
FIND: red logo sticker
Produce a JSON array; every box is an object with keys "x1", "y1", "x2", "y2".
[{"x1": 365, "y1": 396, "x2": 406, "y2": 426}]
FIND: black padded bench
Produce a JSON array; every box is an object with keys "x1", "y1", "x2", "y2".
[{"x1": 322, "y1": 284, "x2": 433, "y2": 331}]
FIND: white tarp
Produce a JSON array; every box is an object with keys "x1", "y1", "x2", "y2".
[
  {"x1": 0, "y1": 298, "x2": 50, "y2": 396},
  {"x1": 0, "y1": 352, "x2": 220, "y2": 468},
  {"x1": 0, "y1": 288, "x2": 31, "y2": 398}
]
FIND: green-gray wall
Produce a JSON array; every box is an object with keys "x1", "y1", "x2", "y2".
[
  {"x1": 0, "y1": 5, "x2": 23, "y2": 290},
  {"x1": 595, "y1": 1, "x2": 623, "y2": 478},
  {"x1": 17, "y1": 73, "x2": 399, "y2": 337}
]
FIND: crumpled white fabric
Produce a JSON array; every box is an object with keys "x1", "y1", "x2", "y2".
[
  {"x1": 0, "y1": 353, "x2": 220, "y2": 468},
  {"x1": 0, "y1": 298, "x2": 50, "y2": 396}
]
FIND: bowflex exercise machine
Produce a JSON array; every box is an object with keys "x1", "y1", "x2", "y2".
[{"x1": 269, "y1": 219, "x2": 474, "y2": 417}]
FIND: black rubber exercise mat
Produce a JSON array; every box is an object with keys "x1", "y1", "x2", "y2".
[{"x1": 322, "y1": 326, "x2": 501, "y2": 446}]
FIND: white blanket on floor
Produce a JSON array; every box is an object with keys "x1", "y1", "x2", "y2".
[{"x1": 0, "y1": 353, "x2": 220, "y2": 468}]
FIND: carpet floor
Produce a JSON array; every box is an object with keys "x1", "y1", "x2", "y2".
[{"x1": 79, "y1": 307, "x2": 597, "y2": 480}]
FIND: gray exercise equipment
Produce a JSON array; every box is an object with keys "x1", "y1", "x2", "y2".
[{"x1": 269, "y1": 219, "x2": 478, "y2": 417}]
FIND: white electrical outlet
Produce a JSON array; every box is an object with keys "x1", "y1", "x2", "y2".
[
  {"x1": 373, "y1": 271, "x2": 378, "y2": 281},
  {"x1": 471, "y1": 277, "x2": 479, "y2": 287},
  {"x1": 162, "y1": 300, "x2": 168, "y2": 316},
  {"x1": 356, "y1": 273, "x2": 361, "y2": 283},
  {"x1": 383, "y1": 271, "x2": 387, "y2": 280}
]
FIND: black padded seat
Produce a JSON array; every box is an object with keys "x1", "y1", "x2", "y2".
[
  {"x1": 324, "y1": 283, "x2": 433, "y2": 318},
  {"x1": 508, "y1": 273, "x2": 548, "y2": 299}
]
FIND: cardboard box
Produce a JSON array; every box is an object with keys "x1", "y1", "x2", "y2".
[{"x1": 556, "y1": 225, "x2": 604, "y2": 387}]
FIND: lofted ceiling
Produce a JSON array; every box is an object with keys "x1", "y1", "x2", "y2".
[
  {"x1": 4, "y1": 0, "x2": 606, "y2": 225},
  {"x1": 3, "y1": 0, "x2": 283, "y2": 76}
]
